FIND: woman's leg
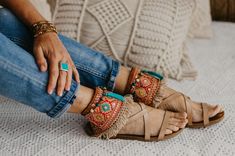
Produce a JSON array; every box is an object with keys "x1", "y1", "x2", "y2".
[
  {"x1": 0, "y1": 32, "x2": 187, "y2": 140},
  {"x1": 0, "y1": 30, "x2": 96, "y2": 118},
  {"x1": 0, "y1": 8, "x2": 134, "y2": 131},
  {"x1": 0, "y1": 8, "x2": 128, "y2": 92},
  {"x1": 59, "y1": 36, "x2": 129, "y2": 92},
  {"x1": 0, "y1": 32, "x2": 78, "y2": 118},
  {"x1": 0, "y1": 8, "x2": 222, "y2": 126}
]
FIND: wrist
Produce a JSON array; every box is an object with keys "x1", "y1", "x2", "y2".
[{"x1": 31, "y1": 21, "x2": 57, "y2": 38}]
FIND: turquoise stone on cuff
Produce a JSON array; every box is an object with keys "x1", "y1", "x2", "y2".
[
  {"x1": 104, "y1": 92, "x2": 125, "y2": 102},
  {"x1": 142, "y1": 70, "x2": 163, "y2": 80}
]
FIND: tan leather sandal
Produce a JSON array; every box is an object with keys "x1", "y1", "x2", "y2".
[
  {"x1": 125, "y1": 67, "x2": 224, "y2": 128},
  {"x1": 160, "y1": 92, "x2": 224, "y2": 128},
  {"x1": 113, "y1": 102, "x2": 183, "y2": 141},
  {"x1": 83, "y1": 87, "x2": 184, "y2": 141}
]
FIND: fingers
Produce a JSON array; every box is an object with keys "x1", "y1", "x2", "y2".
[
  {"x1": 57, "y1": 70, "x2": 67, "y2": 96},
  {"x1": 34, "y1": 34, "x2": 80, "y2": 96},
  {"x1": 65, "y1": 66, "x2": 72, "y2": 91},
  {"x1": 71, "y1": 62, "x2": 80, "y2": 83},
  {"x1": 47, "y1": 59, "x2": 59, "y2": 95},
  {"x1": 47, "y1": 59, "x2": 79, "y2": 96},
  {"x1": 57, "y1": 62, "x2": 79, "y2": 96},
  {"x1": 34, "y1": 46, "x2": 48, "y2": 72},
  {"x1": 64, "y1": 62, "x2": 79, "y2": 92}
]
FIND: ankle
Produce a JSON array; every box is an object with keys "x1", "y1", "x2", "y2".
[
  {"x1": 67, "y1": 86, "x2": 94, "y2": 114},
  {"x1": 114, "y1": 66, "x2": 130, "y2": 95}
]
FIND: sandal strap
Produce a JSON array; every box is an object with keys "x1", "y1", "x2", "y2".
[
  {"x1": 125, "y1": 102, "x2": 153, "y2": 140},
  {"x1": 160, "y1": 92, "x2": 193, "y2": 126},
  {"x1": 126, "y1": 103, "x2": 174, "y2": 141},
  {"x1": 183, "y1": 95, "x2": 193, "y2": 126},
  {"x1": 139, "y1": 103, "x2": 152, "y2": 140},
  {"x1": 127, "y1": 103, "x2": 148, "y2": 124},
  {"x1": 144, "y1": 110, "x2": 151, "y2": 140},
  {"x1": 158, "y1": 111, "x2": 171, "y2": 140},
  {"x1": 202, "y1": 103, "x2": 209, "y2": 127}
]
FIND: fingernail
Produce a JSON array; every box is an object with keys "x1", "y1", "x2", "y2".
[
  {"x1": 40, "y1": 65, "x2": 46, "y2": 72},
  {"x1": 48, "y1": 90, "x2": 53, "y2": 95}
]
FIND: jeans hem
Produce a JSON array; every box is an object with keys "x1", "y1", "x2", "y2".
[
  {"x1": 47, "y1": 81, "x2": 79, "y2": 118},
  {"x1": 107, "y1": 60, "x2": 120, "y2": 91}
]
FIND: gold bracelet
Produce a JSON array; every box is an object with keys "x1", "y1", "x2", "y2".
[{"x1": 31, "y1": 21, "x2": 57, "y2": 38}]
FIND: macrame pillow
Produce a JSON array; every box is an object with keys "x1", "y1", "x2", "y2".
[
  {"x1": 1, "y1": 1, "x2": 51, "y2": 21},
  {"x1": 53, "y1": 0, "x2": 197, "y2": 80},
  {"x1": 188, "y1": 0, "x2": 213, "y2": 38}
]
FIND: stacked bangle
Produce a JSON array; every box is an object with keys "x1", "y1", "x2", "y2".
[{"x1": 31, "y1": 21, "x2": 57, "y2": 38}]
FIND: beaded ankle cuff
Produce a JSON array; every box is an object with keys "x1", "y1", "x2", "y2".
[
  {"x1": 125, "y1": 68, "x2": 164, "y2": 107},
  {"x1": 82, "y1": 87, "x2": 129, "y2": 139}
]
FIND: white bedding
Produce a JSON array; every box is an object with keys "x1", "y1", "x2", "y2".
[{"x1": 0, "y1": 22, "x2": 235, "y2": 156}]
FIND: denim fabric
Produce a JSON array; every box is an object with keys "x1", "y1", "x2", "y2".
[{"x1": 0, "y1": 8, "x2": 120, "y2": 118}]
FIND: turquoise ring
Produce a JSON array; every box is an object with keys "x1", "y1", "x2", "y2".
[{"x1": 59, "y1": 61, "x2": 69, "y2": 72}]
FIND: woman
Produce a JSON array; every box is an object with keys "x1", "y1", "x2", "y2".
[{"x1": 0, "y1": 0, "x2": 224, "y2": 141}]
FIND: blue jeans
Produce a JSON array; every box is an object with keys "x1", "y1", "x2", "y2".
[{"x1": 0, "y1": 8, "x2": 120, "y2": 118}]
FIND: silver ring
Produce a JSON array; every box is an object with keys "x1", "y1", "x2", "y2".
[{"x1": 59, "y1": 60, "x2": 69, "y2": 72}]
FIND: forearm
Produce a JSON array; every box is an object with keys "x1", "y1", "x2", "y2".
[{"x1": 1, "y1": 0, "x2": 46, "y2": 26}]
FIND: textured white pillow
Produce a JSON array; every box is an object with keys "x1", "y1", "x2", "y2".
[
  {"x1": 53, "y1": 0, "x2": 197, "y2": 80},
  {"x1": 30, "y1": 0, "x2": 52, "y2": 21},
  {"x1": 0, "y1": 1, "x2": 51, "y2": 20},
  {"x1": 188, "y1": 0, "x2": 213, "y2": 38}
]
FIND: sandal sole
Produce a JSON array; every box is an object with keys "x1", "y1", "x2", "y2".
[
  {"x1": 112, "y1": 128, "x2": 183, "y2": 142},
  {"x1": 187, "y1": 111, "x2": 224, "y2": 128}
]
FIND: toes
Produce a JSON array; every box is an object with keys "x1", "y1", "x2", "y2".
[
  {"x1": 219, "y1": 105, "x2": 224, "y2": 112},
  {"x1": 169, "y1": 120, "x2": 187, "y2": 129},
  {"x1": 167, "y1": 125, "x2": 180, "y2": 132},
  {"x1": 165, "y1": 129, "x2": 173, "y2": 135},
  {"x1": 209, "y1": 105, "x2": 222, "y2": 118},
  {"x1": 172, "y1": 112, "x2": 187, "y2": 119},
  {"x1": 169, "y1": 118, "x2": 184, "y2": 124},
  {"x1": 169, "y1": 117, "x2": 188, "y2": 128},
  {"x1": 179, "y1": 119, "x2": 188, "y2": 128}
]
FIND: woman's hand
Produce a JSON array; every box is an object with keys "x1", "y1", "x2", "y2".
[
  {"x1": 33, "y1": 32, "x2": 80, "y2": 96},
  {"x1": 1, "y1": 0, "x2": 80, "y2": 96}
]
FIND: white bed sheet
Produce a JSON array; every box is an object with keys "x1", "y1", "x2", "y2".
[{"x1": 0, "y1": 22, "x2": 235, "y2": 156}]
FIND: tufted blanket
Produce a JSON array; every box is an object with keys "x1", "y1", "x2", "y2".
[{"x1": 0, "y1": 22, "x2": 235, "y2": 156}]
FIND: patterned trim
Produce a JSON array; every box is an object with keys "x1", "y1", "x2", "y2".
[
  {"x1": 83, "y1": 87, "x2": 124, "y2": 136},
  {"x1": 126, "y1": 68, "x2": 162, "y2": 106},
  {"x1": 81, "y1": 87, "x2": 103, "y2": 116}
]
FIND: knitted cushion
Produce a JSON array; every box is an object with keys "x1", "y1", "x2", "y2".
[
  {"x1": 53, "y1": 0, "x2": 197, "y2": 80},
  {"x1": 188, "y1": 0, "x2": 213, "y2": 38},
  {"x1": 0, "y1": 1, "x2": 51, "y2": 21}
]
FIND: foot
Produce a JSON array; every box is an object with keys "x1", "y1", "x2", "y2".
[
  {"x1": 118, "y1": 96, "x2": 188, "y2": 138},
  {"x1": 158, "y1": 86, "x2": 223, "y2": 123},
  {"x1": 124, "y1": 68, "x2": 223, "y2": 125},
  {"x1": 83, "y1": 87, "x2": 187, "y2": 141}
]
